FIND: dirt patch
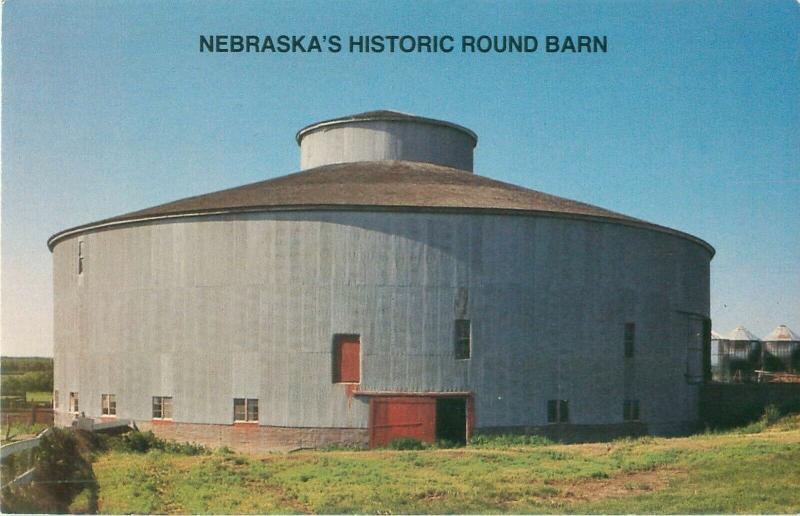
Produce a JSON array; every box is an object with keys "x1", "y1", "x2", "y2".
[{"x1": 553, "y1": 468, "x2": 681, "y2": 502}]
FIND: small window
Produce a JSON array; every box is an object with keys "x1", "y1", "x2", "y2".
[
  {"x1": 54, "y1": 390, "x2": 59, "y2": 409},
  {"x1": 702, "y1": 318, "x2": 712, "y2": 383},
  {"x1": 454, "y1": 319, "x2": 471, "y2": 359},
  {"x1": 685, "y1": 315, "x2": 705, "y2": 383},
  {"x1": 69, "y1": 392, "x2": 79, "y2": 413},
  {"x1": 78, "y1": 241, "x2": 85, "y2": 275},
  {"x1": 234, "y1": 398, "x2": 259, "y2": 422},
  {"x1": 333, "y1": 334, "x2": 360, "y2": 383},
  {"x1": 623, "y1": 399, "x2": 640, "y2": 421},
  {"x1": 152, "y1": 396, "x2": 173, "y2": 419},
  {"x1": 547, "y1": 400, "x2": 569, "y2": 423},
  {"x1": 624, "y1": 322, "x2": 635, "y2": 358},
  {"x1": 101, "y1": 394, "x2": 117, "y2": 416}
]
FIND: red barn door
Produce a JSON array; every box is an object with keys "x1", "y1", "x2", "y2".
[
  {"x1": 369, "y1": 396, "x2": 436, "y2": 447},
  {"x1": 333, "y1": 335, "x2": 360, "y2": 383}
]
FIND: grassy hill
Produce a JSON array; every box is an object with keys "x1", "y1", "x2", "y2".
[{"x1": 86, "y1": 414, "x2": 800, "y2": 514}]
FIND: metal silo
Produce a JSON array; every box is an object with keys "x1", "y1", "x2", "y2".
[
  {"x1": 762, "y1": 325, "x2": 800, "y2": 375},
  {"x1": 710, "y1": 330, "x2": 727, "y2": 382},
  {"x1": 720, "y1": 326, "x2": 761, "y2": 382}
]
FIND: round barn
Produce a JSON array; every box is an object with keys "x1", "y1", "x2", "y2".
[{"x1": 49, "y1": 111, "x2": 714, "y2": 451}]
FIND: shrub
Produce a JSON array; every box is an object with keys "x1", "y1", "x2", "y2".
[
  {"x1": 434, "y1": 439, "x2": 463, "y2": 449},
  {"x1": 469, "y1": 434, "x2": 553, "y2": 448},
  {"x1": 34, "y1": 428, "x2": 95, "y2": 511},
  {"x1": 386, "y1": 437, "x2": 426, "y2": 450},
  {"x1": 116, "y1": 430, "x2": 162, "y2": 452},
  {"x1": 0, "y1": 428, "x2": 98, "y2": 513},
  {"x1": 163, "y1": 439, "x2": 208, "y2": 455},
  {"x1": 762, "y1": 404, "x2": 781, "y2": 425},
  {"x1": 110, "y1": 430, "x2": 208, "y2": 455},
  {"x1": 738, "y1": 404, "x2": 786, "y2": 434},
  {"x1": 318, "y1": 442, "x2": 366, "y2": 452}
]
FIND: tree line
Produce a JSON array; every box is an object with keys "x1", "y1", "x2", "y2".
[
  {"x1": 1, "y1": 356, "x2": 53, "y2": 375},
  {"x1": 1, "y1": 357, "x2": 54, "y2": 396}
]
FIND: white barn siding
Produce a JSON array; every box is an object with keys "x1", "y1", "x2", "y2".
[{"x1": 53, "y1": 210, "x2": 710, "y2": 434}]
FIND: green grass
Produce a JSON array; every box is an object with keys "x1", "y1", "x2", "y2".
[
  {"x1": 90, "y1": 414, "x2": 800, "y2": 514},
  {"x1": 25, "y1": 391, "x2": 52, "y2": 403},
  {"x1": 0, "y1": 422, "x2": 49, "y2": 442},
  {"x1": 93, "y1": 451, "x2": 302, "y2": 513}
]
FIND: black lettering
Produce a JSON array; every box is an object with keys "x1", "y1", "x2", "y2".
[
  {"x1": 546, "y1": 36, "x2": 559, "y2": 52},
  {"x1": 308, "y1": 36, "x2": 322, "y2": 52},
  {"x1": 418, "y1": 35, "x2": 432, "y2": 52},
  {"x1": 260, "y1": 36, "x2": 275, "y2": 52},
  {"x1": 230, "y1": 35, "x2": 243, "y2": 52},
  {"x1": 277, "y1": 35, "x2": 291, "y2": 52},
  {"x1": 328, "y1": 35, "x2": 341, "y2": 52},
  {"x1": 215, "y1": 35, "x2": 229, "y2": 52},
  {"x1": 525, "y1": 36, "x2": 538, "y2": 52},
  {"x1": 441, "y1": 35, "x2": 454, "y2": 52},
  {"x1": 371, "y1": 36, "x2": 385, "y2": 53},
  {"x1": 246, "y1": 35, "x2": 259, "y2": 52},
  {"x1": 594, "y1": 35, "x2": 607, "y2": 52},
  {"x1": 462, "y1": 35, "x2": 475, "y2": 52},
  {"x1": 200, "y1": 35, "x2": 214, "y2": 52},
  {"x1": 291, "y1": 35, "x2": 306, "y2": 52},
  {"x1": 349, "y1": 36, "x2": 365, "y2": 53},
  {"x1": 561, "y1": 36, "x2": 575, "y2": 52},
  {"x1": 400, "y1": 35, "x2": 415, "y2": 52},
  {"x1": 477, "y1": 35, "x2": 492, "y2": 52},
  {"x1": 385, "y1": 35, "x2": 399, "y2": 52}
]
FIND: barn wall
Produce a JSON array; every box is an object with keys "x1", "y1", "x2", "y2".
[
  {"x1": 300, "y1": 120, "x2": 475, "y2": 171},
  {"x1": 52, "y1": 211, "x2": 710, "y2": 437}
]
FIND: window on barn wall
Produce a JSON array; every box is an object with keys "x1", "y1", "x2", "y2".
[
  {"x1": 152, "y1": 396, "x2": 173, "y2": 419},
  {"x1": 547, "y1": 400, "x2": 569, "y2": 423},
  {"x1": 233, "y1": 398, "x2": 259, "y2": 422},
  {"x1": 685, "y1": 314, "x2": 708, "y2": 384},
  {"x1": 54, "y1": 390, "x2": 59, "y2": 409},
  {"x1": 702, "y1": 318, "x2": 712, "y2": 382},
  {"x1": 624, "y1": 322, "x2": 635, "y2": 357},
  {"x1": 69, "y1": 392, "x2": 79, "y2": 413},
  {"x1": 78, "y1": 241, "x2": 85, "y2": 275},
  {"x1": 333, "y1": 334, "x2": 361, "y2": 383},
  {"x1": 101, "y1": 394, "x2": 116, "y2": 416},
  {"x1": 454, "y1": 319, "x2": 471, "y2": 359},
  {"x1": 623, "y1": 399, "x2": 640, "y2": 421}
]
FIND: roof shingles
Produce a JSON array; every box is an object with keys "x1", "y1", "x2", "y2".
[{"x1": 48, "y1": 160, "x2": 713, "y2": 254}]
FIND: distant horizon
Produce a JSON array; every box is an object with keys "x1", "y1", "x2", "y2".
[
  {"x1": 3, "y1": 1, "x2": 798, "y2": 356},
  {"x1": 0, "y1": 355, "x2": 53, "y2": 359}
]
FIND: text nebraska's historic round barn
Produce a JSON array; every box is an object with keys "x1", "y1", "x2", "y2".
[{"x1": 48, "y1": 111, "x2": 714, "y2": 452}]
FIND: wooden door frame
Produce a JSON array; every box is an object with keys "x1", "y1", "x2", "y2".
[{"x1": 364, "y1": 392, "x2": 474, "y2": 448}]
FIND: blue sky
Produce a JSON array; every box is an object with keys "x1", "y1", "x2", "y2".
[{"x1": 2, "y1": 0, "x2": 798, "y2": 356}]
